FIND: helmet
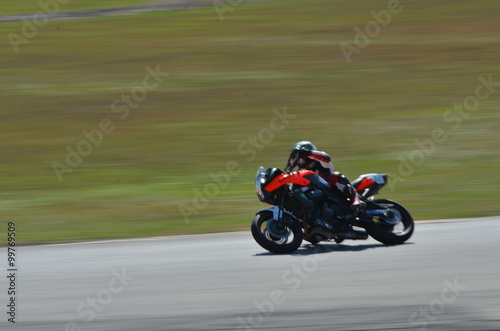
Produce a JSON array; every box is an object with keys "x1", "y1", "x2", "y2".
[
  {"x1": 290, "y1": 141, "x2": 317, "y2": 153},
  {"x1": 287, "y1": 141, "x2": 317, "y2": 170}
]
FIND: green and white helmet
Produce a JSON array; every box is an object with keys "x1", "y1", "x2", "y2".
[
  {"x1": 287, "y1": 141, "x2": 317, "y2": 170},
  {"x1": 290, "y1": 141, "x2": 317, "y2": 153}
]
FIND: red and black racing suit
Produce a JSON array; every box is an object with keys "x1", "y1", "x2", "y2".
[{"x1": 290, "y1": 150, "x2": 363, "y2": 211}]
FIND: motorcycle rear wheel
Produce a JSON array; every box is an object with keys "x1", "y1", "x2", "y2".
[
  {"x1": 251, "y1": 211, "x2": 303, "y2": 254},
  {"x1": 363, "y1": 199, "x2": 414, "y2": 245}
]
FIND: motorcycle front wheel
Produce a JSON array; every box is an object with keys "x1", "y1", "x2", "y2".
[{"x1": 251, "y1": 210, "x2": 303, "y2": 254}]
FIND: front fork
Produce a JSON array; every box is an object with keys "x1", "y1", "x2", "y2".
[{"x1": 272, "y1": 195, "x2": 286, "y2": 224}]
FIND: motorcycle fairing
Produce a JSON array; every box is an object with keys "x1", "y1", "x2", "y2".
[{"x1": 264, "y1": 170, "x2": 316, "y2": 192}]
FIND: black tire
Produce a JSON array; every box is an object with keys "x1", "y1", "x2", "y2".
[
  {"x1": 363, "y1": 199, "x2": 414, "y2": 245},
  {"x1": 251, "y1": 211, "x2": 303, "y2": 254}
]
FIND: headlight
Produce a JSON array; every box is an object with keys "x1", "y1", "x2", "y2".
[{"x1": 255, "y1": 166, "x2": 266, "y2": 199}]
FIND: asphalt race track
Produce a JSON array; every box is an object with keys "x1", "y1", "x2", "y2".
[{"x1": 2, "y1": 217, "x2": 500, "y2": 331}]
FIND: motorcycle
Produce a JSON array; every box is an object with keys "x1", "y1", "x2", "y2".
[{"x1": 251, "y1": 166, "x2": 414, "y2": 254}]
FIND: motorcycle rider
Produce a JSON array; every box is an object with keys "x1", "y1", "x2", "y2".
[{"x1": 286, "y1": 141, "x2": 366, "y2": 239}]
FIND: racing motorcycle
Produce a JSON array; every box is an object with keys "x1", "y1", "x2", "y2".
[{"x1": 251, "y1": 166, "x2": 414, "y2": 254}]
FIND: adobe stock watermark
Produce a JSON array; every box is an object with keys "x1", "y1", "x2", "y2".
[
  {"x1": 7, "y1": 0, "x2": 71, "y2": 54},
  {"x1": 388, "y1": 73, "x2": 500, "y2": 192},
  {"x1": 340, "y1": 0, "x2": 406, "y2": 63},
  {"x1": 237, "y1": 245, "x2": 334, "y2": 330},
  {"x1": 65, "y1": 268, "x2": 133, "y2": 331},
  {"x1": 213, "y1": 0, "x2": 244, "y2": 21},
  {"x1": 51, "y1": 64, "x2": 169, "y2": 182},
  {"x1": 409, "y1": 277, "x2": 467, "y2": 330},
  {"x1": 177, "y1": 107, "x2": 296, "y2": 224}
]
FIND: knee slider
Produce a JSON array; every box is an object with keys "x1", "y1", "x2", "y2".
[
  {"x1": 344, "y1": 185, "x2": 356, "y2": 198},
  {"x1": 338, "y1": 174, "x2": 350, "y2": 185}
]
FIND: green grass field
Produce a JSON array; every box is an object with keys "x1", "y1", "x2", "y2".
[
  {"x1": 1, "y1": 0, "x2": 153, "y2": 15},
  {"x1": 1, "y1": 0, "x2": 500, "y2": 243}
]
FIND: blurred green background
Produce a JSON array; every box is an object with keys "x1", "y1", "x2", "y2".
[
  {"x1": 1, "y1": 0, "x2": 499, "y2": 243},
  {"x1": 2, "y1": 0, "x2": 152, "y2": 14}
]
